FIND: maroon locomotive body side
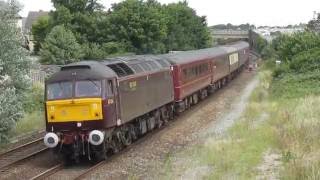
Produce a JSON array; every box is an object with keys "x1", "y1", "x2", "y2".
[{"x1": 116, "y1": 69, "x2": 174, "y2": 124}]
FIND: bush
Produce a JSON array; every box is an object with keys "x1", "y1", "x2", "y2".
[
  {"x1": 82, "y1": 42, "x2": 128, "y2": 60},
  {"x1": 23, "y1": 83, "x2": 44, "y2": 113},
  {"x1": 289, "y1": 48, "x2": 320, "y2": 73},
  {"x1": 82, "y1": 43, "x2": 106, "y2": 59},
  {"x1": 273, "y1": 32, "x2": 320, "y2": 62},
  {"x1": 40, "y1": 25, "x2": 84, "y2": 65},
  {"x1": 0, "y1": 1, "x2": 31, "y2": 143},
  {"x1": 0, "y1": 87, "x2": 23, "y2": 143}
]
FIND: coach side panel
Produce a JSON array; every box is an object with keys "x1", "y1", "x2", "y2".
[
  {"x1": 239, "y1": 48, "x2": 250, "y2": 66},
  {"x1": 212, "y1": 55, "x2": 229, "y2": 82},
  {"x1": 173, "y1": 60, "x2": 211, "y2": 101}
]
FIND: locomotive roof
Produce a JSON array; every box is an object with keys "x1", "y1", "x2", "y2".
[
  {"x1": 46, "y1": 61, "x2": 117, "y2": 83},
  {"x1": 161, "y1": 41, "x2": 249, "y2": 65},
  {"x1": 102, "y1": 55, "x2": 171, "y2": 77}
]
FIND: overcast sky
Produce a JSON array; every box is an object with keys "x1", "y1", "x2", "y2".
[{"x1": 19, "y1": 0, "x2": 320, "y2": 26}]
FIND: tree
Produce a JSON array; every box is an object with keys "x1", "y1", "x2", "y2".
[
  {"x1": 164, "y1": 1, "x2": 211, "y2": 51},
  {"x1": 0, "y1": 0, "x2": 31, "y2": 142},
  {"x1": 307, "y1": 13, "x2": 320, "y2": 32},
  {"x1": 52, "y1": 0, "x2": 103, "y2": 13},
  {"x1": 35, "y1": 0, "x2": 213, "y2": 61},
  {"x1": 106, "y1": 0, "x2": 167, "y2": 54},
  {"x1": 50, "y1": 0, "x2": 104, "y2": 44},
  {"x1": 273, "y1": 32, "x2": 320, "y2": 62},
  {"x1": 31, "y1": 15, "x2": 50, "y2": 53},
  {"x1": 40, "y1": 25, "x2": 84, "y2": 64}
]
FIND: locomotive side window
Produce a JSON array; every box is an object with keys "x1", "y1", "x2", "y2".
[
  {"x1": 75, "y1": 80, "x2": 102, "y2": 97},
  {"x1": 47, "y1": 82, "x2": 72, "y2": 100},
  {"x1": 107, "y1": 80, "x2": 114, "y2": 96}
]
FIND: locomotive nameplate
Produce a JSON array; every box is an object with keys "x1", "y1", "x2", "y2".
[{"x1": 129, "y1": 81, "x2": 137, "y2": 90}]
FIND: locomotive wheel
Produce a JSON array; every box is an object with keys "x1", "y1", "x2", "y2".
[
  {"x1": 169, "y1": 104, "x2": 175, "y2": 120},
  {"x1": 121, "y1": 127, "x2": 132, "y2": 146},
  {"x1": 160, "y1": 107, "x2": 169, "y2": 124},
  {"x1": 193, "y1": 93, "x2": 199, "y2": 104},
  {"x1": 112, "y1": 132, "x2": 123, "y2": 153},
  {"x1": 128, "y1": 124, "x2": 137, "y2": 141},
  {"x1": 154, "y1": 110, "x2": 162, "y2": 128}
]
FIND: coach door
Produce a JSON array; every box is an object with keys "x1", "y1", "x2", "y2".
[{"x1": 104, "y1": 78, "x2": 119, "y2": 127}]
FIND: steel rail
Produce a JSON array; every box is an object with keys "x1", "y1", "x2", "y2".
[
  {"x1": 0, "y1": 148, "x2": 49, "y2": 170},
  {"x1": 29, "y1": 163, "x2": 64, "y2": 180},
  {"x1": 0, "y1": 137, "x2": 44, "y2": 159}
]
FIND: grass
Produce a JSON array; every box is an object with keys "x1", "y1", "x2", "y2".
[
  {"x1": 195, "y1": 69, "x2": 277, "y2": 179},
  {"x1": 273, "y1": 96, "x2": 320, "y2": 179},
  {"x1": 9, "y1": 110, "x2": 45, "y2": 139}
]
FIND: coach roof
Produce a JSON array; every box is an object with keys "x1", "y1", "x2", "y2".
[{"x1": 161, "y1": 41, "x2": 249, "y2": 65}]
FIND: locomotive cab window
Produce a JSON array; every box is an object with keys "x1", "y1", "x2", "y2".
[
  {"x1": 47, "y1": 82, "x2": 72, "y2": 100},
  {"x1": 106, "y1": 80, "x2": 114, "y2": 96},
  {"x1": 75, "y1": 80, "x2": 102, "y2": 97}
]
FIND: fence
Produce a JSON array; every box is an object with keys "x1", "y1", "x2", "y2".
[
  {"x1": 29, "y1": 70, "x2": 46, "y2": 85},
  {"x1": 29, "y1": 65, "x2": 61, "y2": 85}
]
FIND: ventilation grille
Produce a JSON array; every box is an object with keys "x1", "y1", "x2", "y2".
[
  {"x1": 61, "y1": 65, "x2": 90, "y2": 71},
  {"x1": 107, "y1": 63, "x2": 134, "y2": 77}
]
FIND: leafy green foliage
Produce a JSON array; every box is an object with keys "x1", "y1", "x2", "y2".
[
  {"x1": 271, "y1": 31, "x2": 320, "y2": 98},
  {"x1": 40, "y1": 25, "x2": 84, "y2": 65},
  {"x1": 0, "y1": 0, "x2": 31, "y2": 142},
  {"x1": 289, "y1": 47, "x2": 320, "y2": 73},
  {"x1": 272, "y1": 32, "x2": 320, "y2": 62},
  {"x1": 164, "y1": 1, "x2": 211, "y2": 51},
  {"x1": 82, "y1": 42, "x2": 127, "y2": 59},
  {"x1": 52, "y1": 0, "x2": 103, "y2": 13},
  {"x1": 307, "y1": 13, "x2": 320, "y2": 32},
  {"x1": 31, "y1": 15, "x2": 50, "y2": 53},
  {"x1": 107, "y1": 0, "x2": 168, "y2": 54},
  {"x1": 33, "y1": 0, "x2": 212, "y2": 63},
  {"x1": 23, "y1": 83, "x2": 44, "y2": 113}
]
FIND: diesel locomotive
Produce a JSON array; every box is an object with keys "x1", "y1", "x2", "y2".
[{"x1": 43, "y1": 41, "x2": 250, "y2": 161}]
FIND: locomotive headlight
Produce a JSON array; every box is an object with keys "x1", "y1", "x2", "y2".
[
  {"x1": 44, "y1": 132, "x2": 59, "y2": 148},
  {"x1": 88, "y1": 130, "x2": 104, "y2": 146}
]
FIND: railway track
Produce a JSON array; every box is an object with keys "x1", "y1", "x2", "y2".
[
  {"x1": 29, "y1": 126, "x2": 166, "y2": 180},
  {"x1": 29, "y1": 163, "x2": 64, "y2": 180},
  {"x1": 0, "y1": 137, "x2": 48, "y2": 170}
]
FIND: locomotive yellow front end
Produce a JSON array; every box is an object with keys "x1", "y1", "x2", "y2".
[
  {"x1": 46, "y1": 98, "x2": 103, "y2": 125},
  {"x1": 43, "y1": 62, "x2": 118, "y2": 161}
]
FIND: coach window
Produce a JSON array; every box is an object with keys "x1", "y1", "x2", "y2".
[
  {"x1": 107, "y1": 80, "x2": 114, "y2": 96},
  {"x1": 183, "y1": 69, "x2": 187, "y2": 78}
]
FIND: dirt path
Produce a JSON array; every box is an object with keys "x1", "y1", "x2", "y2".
[{"x1": 68, "y1": 71, "x2": 258, "y2": 180}]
